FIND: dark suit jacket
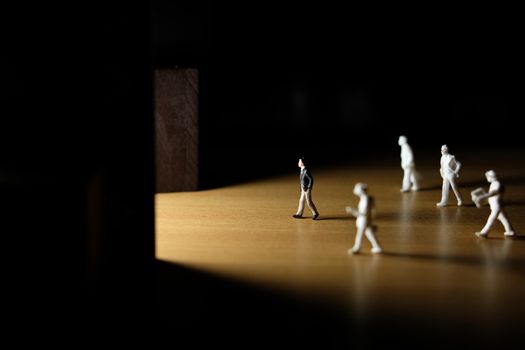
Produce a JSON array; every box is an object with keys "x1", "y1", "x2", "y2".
[{"x1": 300, "y1": 167, "x2": 314, "y2": 191}]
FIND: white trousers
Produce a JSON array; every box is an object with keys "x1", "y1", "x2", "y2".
[
  {"x1": 480, "y1": 208, "x2": 514, "y2": 234},
  {"x1": 439, "y1": 174, "x2": 463, "y2": 204},
  {"x1": 352, "y1": 217, "x2": 381, "y2": 251},
  {"x1": 296, "y1": 189, "x2": 319, "y2": 216},
  {"x1": 402, "y1": 166, "x2": 418, "y2": 191}
]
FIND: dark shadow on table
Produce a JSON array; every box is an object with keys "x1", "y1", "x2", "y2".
[
  {"x1": 506, "y1": 235, "x2": 525, "y2": 241},
  {"x1": 154, "y1": 259, "x2": 525, "y2": 349},
  {"x1": 381, "y1": 251, "x2": 525, "y2": 277},
  {"x1": 461, "y1": 203, "x2": 477, "y2": 207},
  {"x1": 316, "y1": 216, "x2": 353, "y2": 221},
  {"x1": 154, "y1": 260, "x2": 353, "y2": 349},
  {"x1": 505, "y1": 199, "x2": 525, "y2": 206},
  {"x1": 416, "y1": 184, "x2": 443, "y2": 191}
]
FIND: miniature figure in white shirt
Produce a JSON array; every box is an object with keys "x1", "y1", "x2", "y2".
[
  {"x1": 436, "y1": 144, "x2": 463, "y2": 207},
  {"x1": 346, "y1": 183, "x2": 382, "y2": 254},
  {"x1": 474, "y1": 170, "x2": 516, "y2": 238},
  {"x1": 398, "y1": 135, "x2": 419, "y2": 192}
]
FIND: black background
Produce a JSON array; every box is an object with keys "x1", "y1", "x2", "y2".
[{"x1": 154, "y1": 1, "x2": 523, "y2": 186}]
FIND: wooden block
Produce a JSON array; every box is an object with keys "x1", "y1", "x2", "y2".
[{"x1": 155, "y1": 69, "x2": 199, "y2": 192}]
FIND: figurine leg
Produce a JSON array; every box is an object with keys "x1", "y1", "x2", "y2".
[
  {"x1": 478, "y1": 209, "x2": 499, "y2": 236},
  {"x1": 498, "y1": 211, "x2": 516, "y2": 236},
  {"x1": 349, "y1": 227, "x2": 365, "y2": 254},
  {"x1": 401, "y1": 168, "x2": 411, "y2": 192},
  {"x1": 296, "y1": 190, "x2": 306, "y2": 216},
  {"x1": 365, "y1": 226, "x2": 382, "y2": 253},
  {"x1": 437, "y1": 178, "x2": 449, "y2": 206},
  {"x1": 410, "y1": 171, "x2": 419, "y2": 191},
  {"x1": 448, "y1": 177, "x2": 463, "y2": 205},
  {"x1": 304, "y1": 189, "x2": 319, "y2": 217}
]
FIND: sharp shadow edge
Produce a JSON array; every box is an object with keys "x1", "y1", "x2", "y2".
[
  {"x1": 154, "y1": 259, "x2": 525, "y2": 348},
  {"x1": 155, "y1": 260, "x2": 353, "y2": 348}
]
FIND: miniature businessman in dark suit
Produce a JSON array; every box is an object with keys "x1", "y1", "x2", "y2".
[{"x1": 293, "y1": 157, "x2": 320, "y2": 220}]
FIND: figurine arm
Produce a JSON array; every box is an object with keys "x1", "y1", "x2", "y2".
[
  {"x1": 345, "y1": 206, "x2": 358, "y2": 217},
  {"x1": 455, "y1": 160, "x2": 462, "y2": 174},
  {"x1": 347, "y1": 198, "x2": 371, "y2": 217},
  {"x1": 448, "y1": 157, "x2": 461, "y2": 176},
  {"x1": 478, "y1": 183, "x2": 500, "y2": 200},
  {"x1": 303, "y1": 171, "x2": 313, "y2": 190},
  {"x1": 368, "y1": 199, "x2": 376, "y2": 219},
  {"x1": 403, "y1": 149, "x2": 414, "y2": 168},
  {"x1": 479, "y1": 190, "x2": 498, "y2": 200},
  {"x1": 401, "y1": 148, "x2": 413, "y2": 168}
]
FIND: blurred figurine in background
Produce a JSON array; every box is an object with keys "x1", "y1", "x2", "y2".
[
  {"x1": 346, "y1": 183, "x2": 382, "y2": 254},
  {"x1": 436, "y1": 144, "x2": 463, "y2": 207},
  {"x1": 398, "y1": 135, "x2": 419, "y2": 192},
  {"x1": 293, "y1": 157, "x2": 320, "y2": 220},
  {"x1": 472, "y1": 170, "x2": 516, "y2": 238}
]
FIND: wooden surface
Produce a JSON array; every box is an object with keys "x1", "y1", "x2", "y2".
[{"x1": 156, "y1": 149, "x2": 525, "y2": 335}]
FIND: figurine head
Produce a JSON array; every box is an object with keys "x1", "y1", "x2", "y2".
[
  {"x1": 353, "y1": 182, "x2": 368, "y2": 196},
  {"x1": 485, "y1": 170, "x2": 497, "y2": 182},
  {"x1": 441, "y1": 144, "x2": 449, "y2": 155},
  {"x1": 398, "y1": 135, "x2": 407, "y2": 146},
  {"x1": 298, "y1": 157, "x2": 305, "y2": 168}
]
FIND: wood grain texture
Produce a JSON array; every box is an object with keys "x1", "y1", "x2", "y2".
[
  {"x1": 155, "y1": 69, "x2": 199, "y2": 192},
  {"x1": 156, "y1": 149, "x2": 525, "y2": 332}
]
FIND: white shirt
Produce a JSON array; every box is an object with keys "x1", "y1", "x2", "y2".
[
  {"x1": 440, "y1": 154, "x2": 459, "y2": 176},
  {"x1": 400, "y1": 144, "x2": 414, "y2": 169},
  {"x1": 488, "y1": 181, "x2": 502, "y2": 209}
]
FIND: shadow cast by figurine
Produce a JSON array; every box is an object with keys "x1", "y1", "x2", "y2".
[
  {"x1": 416, "y1": 184, "x2": 442, "y2": 191},
  {"x1": 506, "y1": 234, "x2": 525, "y2": 240},
  {"x1": 375, "y1": 212, "x2": 402, "y2": 220},
  {"x1": 460, "y1": 203, "x2": 476, "y2": 208},
  {"x1": 505, "y1": 199, "x2": 525, "y2": 207},
  {"x1": 316, "y1": 216, "x2": 353, "y2": 221},
  {"x1": 380, "y1": 250, "x2": 525, "y2": 277}
]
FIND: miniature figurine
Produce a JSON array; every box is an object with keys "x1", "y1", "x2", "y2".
[
  {"x1": 473, "y1": 170, "x2": 516, "y2": 238},
  {"x1": 436, "y1": 144, "x2": 463, "y2": 207},
  {"x1": 398, "y1": 135, "x2": 419, "y2": 192},
  {"x1": 293, "y1": 157, "x2": 320, "y2": 220},
  {"x1": 346, "y1": 183, "x2": 382, "y2": 254}
]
